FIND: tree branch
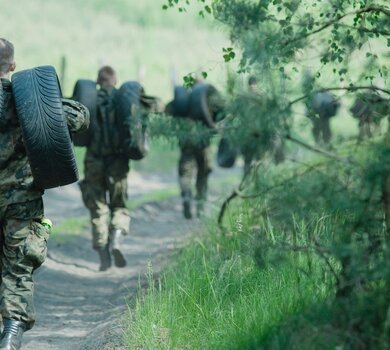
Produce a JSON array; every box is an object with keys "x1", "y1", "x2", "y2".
[
  {"x1": 285, "y1": 5, "x2": 390, "y2": 45},
  {"x1": 338, "y1": 23, "x2": 390, "y2": 36},
  {"x1": 288, "y1": 85, "x2": 390, "y2": 109},
  {"x1": 285, "y1": 134, "x2": 356, "y2": 165}
]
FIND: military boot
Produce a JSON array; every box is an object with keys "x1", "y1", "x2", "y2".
[
  {"x1": 0, "y1": 319, "x2": 26, "y2": 350},
  {"x1": 97, "y1": 244, "x2": 111, "y2": 271},
  {"x1": 196, "y1": 201, "x2": 205, "y2": 219},
  {"x1": 110, "y1": 229, "x2": 127, "y2": 268},
  {"x1": 183, "y1": 200, "x2": 192, "y2": 220}
]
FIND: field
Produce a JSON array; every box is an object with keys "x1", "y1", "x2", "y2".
[{"x1": 0, "y1": 0, "x2": 227, "y2": 99}]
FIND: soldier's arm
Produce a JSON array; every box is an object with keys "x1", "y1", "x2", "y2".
[
  {"x1": 61, "y1": 98, "x2": 90, "y2": 133},
  {"x1": 141, "y1": 94, "x2": 165, "y2": 114}
]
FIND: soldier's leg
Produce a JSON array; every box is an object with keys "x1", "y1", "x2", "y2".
[
  {"x1": 312, "y1": 118, "x2": 321, "y2": 144},
  {"x1": 107, "y1": 157, "x2": 130, "y2": 235},
  {"x1": 243, "y1": 151, "x2": 253, "y2": 175},
  {"x1": 321, "y1": 117, "x2": 332, "y2": 144},
  {"x1": 272, "y1": 135, "x2": 285, "y2": 164},
  {"x1": 107, "y1": 157, "x2": 130, "y2": 268},
  {"x1": 178, "y1": 148, "x2": 196, "y2": 219},
  {"x1": 0, "y1": 199, "x2": 48, "y2": 337},
  {"x1": 79, "y1": 154, "x2": 111, "y2": 270},
  {"x1": 195, "y1": 147, "x2": 212, "y2": 217},
  {"x1": 80, "y1": 154, "x2": 110, "y2": 250}
]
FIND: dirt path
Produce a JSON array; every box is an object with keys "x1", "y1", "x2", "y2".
[{"x1": 22, "y1": 171, "x2": 200, "y2": 350}]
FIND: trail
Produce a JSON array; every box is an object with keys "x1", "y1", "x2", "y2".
[{"x1": 22, "y1": 171, "x2": 201, "y2": 350}]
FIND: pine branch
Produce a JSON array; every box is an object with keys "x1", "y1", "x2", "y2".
[
  {"x1": 288, "y1": 85, "x2": 390, "y2": 109},
  {"x1": 285, "y1": 5, "x2": 390, "y2": 45}
]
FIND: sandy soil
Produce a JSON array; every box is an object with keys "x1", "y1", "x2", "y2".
[{"x1": 22, "y1": 171, "x2": 202, "y2": 350}]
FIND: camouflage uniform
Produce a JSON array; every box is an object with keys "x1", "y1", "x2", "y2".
[
  {"x1": 350, "y1": 92, "x2": 390, "y2": 142},
  {"x1": 238, "y1": 90, "x2": 285, "y2": 174},
  {"x1": 0, "y1": 78, "x2": 88, "y2": 329},
  {"x1": 307, "y1": 91, "x2": 340, "y2": 145},
  {"x1": 79, "y1": 86, "x2": 130, "y2": 250},
  {"x1": 178, "y1": 126, "x2": 212, "y2": 217},
  {"x1": 179, "y1": 143, "x2": 212, "y2": 205}
]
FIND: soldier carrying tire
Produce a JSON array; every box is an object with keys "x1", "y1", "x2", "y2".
[
  {"x1": 75, "y1": 67, "x2": 158, "y2": 271},
  {"x1": 0, "y1": 38, "x2": 89, "y2": 350}
]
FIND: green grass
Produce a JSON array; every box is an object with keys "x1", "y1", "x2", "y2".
[{"x1": 125, "y1": 206, "x2": 328, "y2": 350}]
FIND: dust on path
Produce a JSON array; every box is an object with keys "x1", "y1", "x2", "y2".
[{"x1": 22, "y1": 170, "x2": 204, "y2": 350}]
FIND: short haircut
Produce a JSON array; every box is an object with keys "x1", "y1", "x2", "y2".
[
  {"x1": 97, "y1": 66, "x2": 116, "y2": 86},
  {"x1": 248, "y1": 76, "x2": 258, "y2": 86},
  {"x1": 0, "y1": 38, "x2": 14, "y2": 75}
]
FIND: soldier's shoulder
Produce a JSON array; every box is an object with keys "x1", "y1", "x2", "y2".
[{"x1": 62, "y1": 98, "x2": 88, "y2": 113}]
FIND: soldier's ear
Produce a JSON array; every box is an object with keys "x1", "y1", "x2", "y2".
[{"x1": 9, "y1": 62, "x2": 16, "y2": 72}]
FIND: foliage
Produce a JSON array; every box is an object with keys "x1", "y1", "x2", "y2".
[
  {"x1": 147, "y1": 113, "x2": 217, "y2": 147},
  {"x1": 125, "y1": 207, "x2": 328, "y2": 349},
  {"x1": 151, "y1": 0, "x2": 390, "y2": 347}
]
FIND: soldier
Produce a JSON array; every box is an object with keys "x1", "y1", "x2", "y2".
[
  {"x1": 240, "y1": 76, "x2": 285, "y2": 174},
  {"x1": 350, "y1": 92, "x2": 389, "y2": 142},
  {"x1": 178, "y1": 120, "x2": 212, "y2": 220},
  {"x1": 79, "y1": 66, "x2": 130, "y2": 271},
  {"x1": 306, "y1": 91, "x2": 340, "y2": 145},
  {"x1": 166, "y1": 80, "x2": 214, "y2": 220},
  {"x1": 0, "y1": 38, "x2": 89, "y2": 349}
]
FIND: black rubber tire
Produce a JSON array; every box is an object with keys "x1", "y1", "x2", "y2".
[
  {"x1": 189, "y1": 83, "x2": 220, "y2": 127},
  {"x1": 0, "y1": 79, "x2": 4, "y2": 119},
  {"x1": 71, "y1": 79, "x2": 97, "y2": 147},
  {"x1": 11, "y1": 65, "x2": 78, "y2": 189},
  {"x1": 217, "y1": 138, "x2": 237, "y2": 168},
  {"x1": 115, "y1": 81, "x2": 149, "y2": 160},
  {"x1": 173, "y1": 86, "x2": 190, "y2": 117},
  {"x1": 350, "y1": 94, "x2": 370, "y2": 119},
  {"x1": 311, "y1": 91, "x2": 340, "y2": 118}
]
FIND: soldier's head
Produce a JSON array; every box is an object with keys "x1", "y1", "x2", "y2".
[
  {"x1": 97, "y1": 66, "x2": 117, "y2": 88},
  {"x1": 248, "y1": 76, "x2": 258, "y2": 92},
  {"x1": 0, "y1": 38, "x2": 16, "y2": 79}
]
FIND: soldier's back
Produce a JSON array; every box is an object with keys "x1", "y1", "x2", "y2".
[{"x1": 0, "y1": 79, "x2": 42, "y2": 207}]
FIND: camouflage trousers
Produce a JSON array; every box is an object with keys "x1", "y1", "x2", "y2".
[
  {"x1": 241, "y1": 135, "x2": 284, "y2": 174},
  {"x1": 0, "y1": 198, "x2": 49, "y2": 330},
  {"x1": 312, "y1": 116, "x2": 332, "y2": 145},
  {"x1": 79, "y1": 152, "x2": 130, "y2": 250},
  {"x1": 178, "y1": 145, "x2": 212, "y2": 204}
]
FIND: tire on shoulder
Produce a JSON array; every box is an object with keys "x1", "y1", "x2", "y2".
[
  {"x1": 12, "y1": 65, "x2": 79, "y2": 189},
  {"x1": 0, "y1": 80, "x2": 4, "y2": 119},
  {"x1": 71, "y1": 79, "x2": 98, "y2": 147},
  {"x1": 115, "y1": 81, "x2": 149, "y2": 160},
  {"x1": 173, "y1": 86, "x2": 190, "y2": 117},
  {"x1": 189, "y1": 83, "x2": 223, "y2": 128}
]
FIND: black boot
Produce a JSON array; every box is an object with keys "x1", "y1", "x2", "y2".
[
  {"x1": 181, "y1": 191, "x2": 192, "y2": 220},
  {"x1": 0, "y1": 319, "x2": 26, "y2": 350},
  {"x1": 183, "y1": 200, "x2": 192, "y2": 220},
  {"x1": 97, "y1": 244, "x2": 111, "y2": 271},
  {"x1": 110, "y1": 229, "x2": 127, "y2": 268}
]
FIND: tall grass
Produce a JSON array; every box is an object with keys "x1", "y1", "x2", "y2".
[{"x1": 125, "y1": 204, "x2": 329, "y2": 349}]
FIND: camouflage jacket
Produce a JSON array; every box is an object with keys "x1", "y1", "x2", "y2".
[{"x1": 0, "y1": 78, "x2": 89, "y2": 207}]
